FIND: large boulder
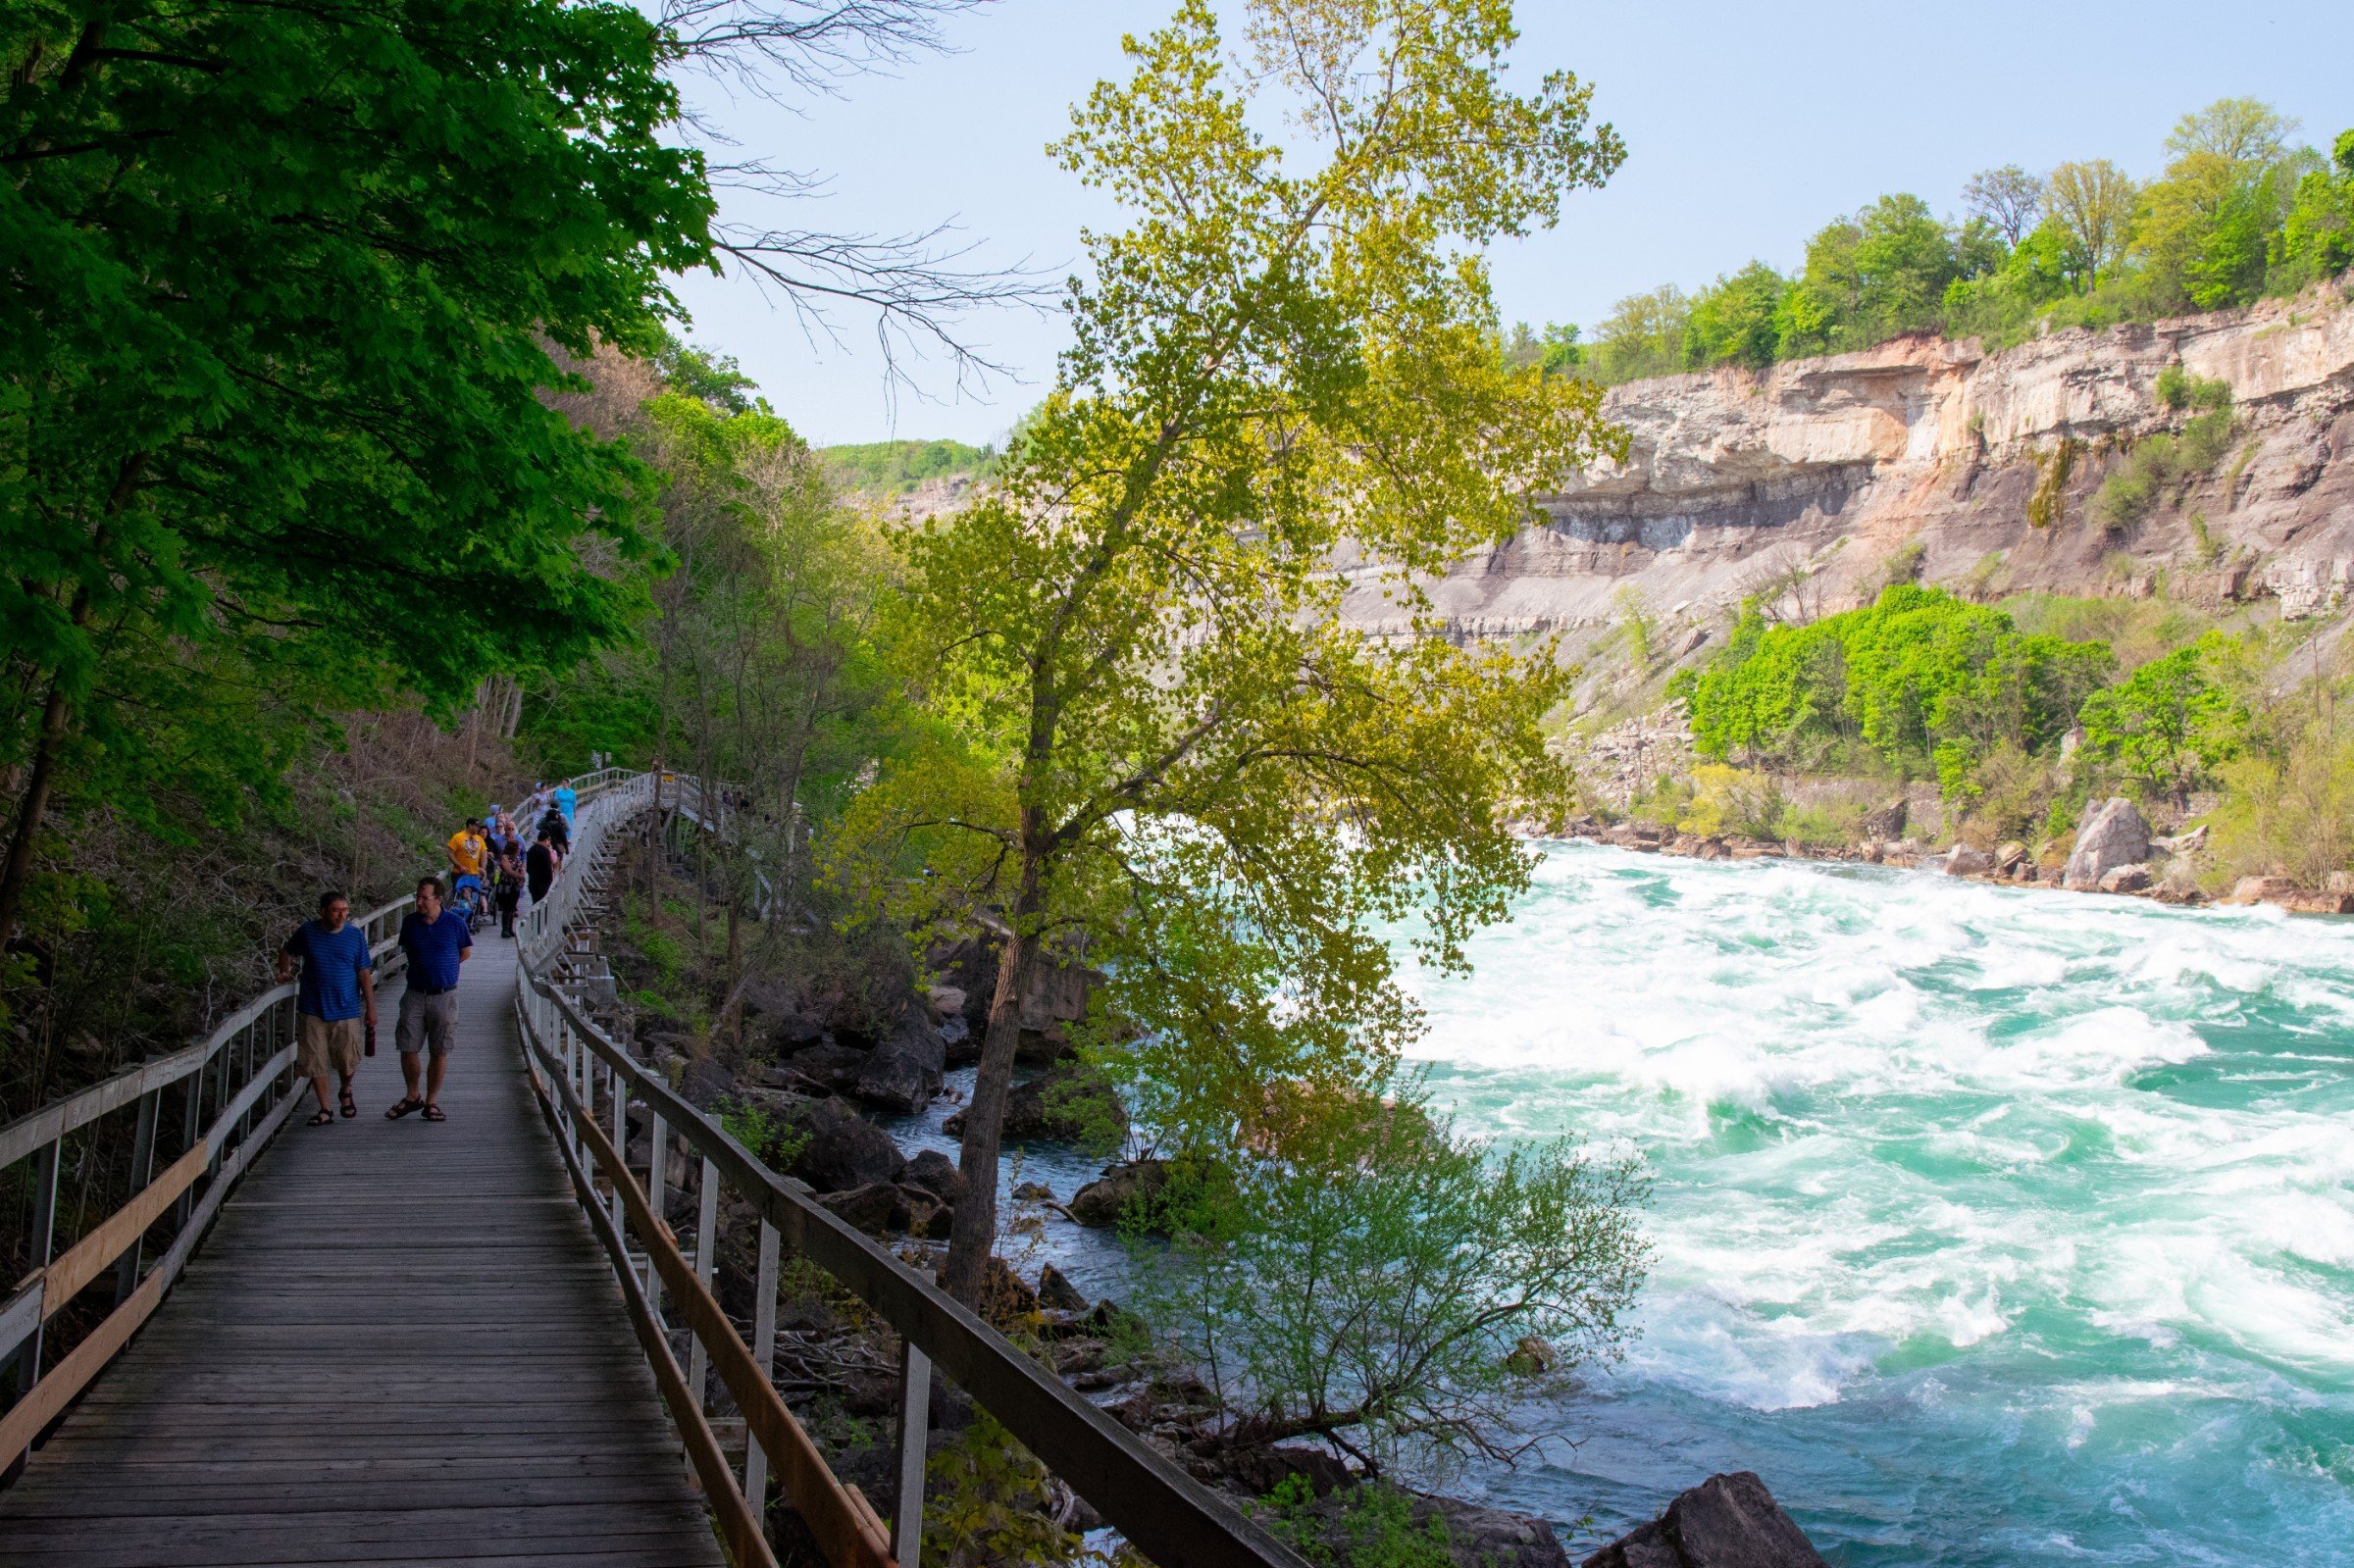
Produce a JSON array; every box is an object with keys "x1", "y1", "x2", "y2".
[
  {"x1": 781, "y1": 1097, "x2": 905, "y2": 1192},
  {"x1": 1942, "y1": 844, "x2": 1994, "y2": 878},
  {"x1": 1069, "y1": 1158, "x2": 1170, "y2": 1231},
  {"x1": 901, "y1": 1147, "x2": 966, "y2": 1208},
  {"x1": 1582, "y1": 1472, "x2": 1825, "y2": 1568},
  {"x1": 1860, "y1": 797, "x2": 1907, "y2": 841},
  {"x1": 2098, "y1": 863, "x2": 2153, "y2": 894},
  {"x1": 816, "y1": 1181, "x2": 908, "y2": 1236},
  {"x1": 2064, "y1": 797, "x2": 2151, "y2": 890},
  {"x1": 765, "y1": 1042, "x2": 868, "y2": 1096},
  {"x1": 851, "y1": 1008, "x2": 947, "y2": 1114}
]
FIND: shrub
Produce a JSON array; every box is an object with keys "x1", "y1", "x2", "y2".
[
  {"x1": 1142, "y1": 1077, "x2": 1649, "y2": 1474},
  {"x1": 1680, "y1": 764, "x2": 1785, "y2": 838}
]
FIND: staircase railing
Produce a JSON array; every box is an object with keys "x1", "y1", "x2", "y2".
[{"x1": 518, "y1": 774, "x2": 1306, "y2": 1568}]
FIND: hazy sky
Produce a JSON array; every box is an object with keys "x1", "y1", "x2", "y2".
[{"x1": 666, "y1": 1, "x2": 2354, "y2": 448}]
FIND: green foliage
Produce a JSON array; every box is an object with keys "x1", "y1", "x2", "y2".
[
  {"x1": 1589, "y1": 286, "x2": 1690, "y2": 381},
  {"x1": 1255, "y1": 1479, "x2": 1458, "y2": 1568},
  {"x1": 720, "y1": 1102, "x2": 810, "y2": 1171},
  {"x1": 2091, "y1": 396, "x2": 2237, "y2": 535},
  {"x1": 919, "y1": 1411, "x2": 1083, "y2": 1568},
  {"x1": 821, "y1": 439, "x2": 999, "y2": 494},
  {"x1": 1679, "y1": 764, "x2": 1784, "y2": 839},
  {"x1": 1685, "y1": 585, "x2": 2114, "y2": 782},
  {"x1": 2271, "y1": 130, "x2": 2354, "y2": 291},
  {"x1": 1684, "y1": 262, "x2": 1790, "y2": 371},
  {"x1": 655, "y1": 336, "x2": 766, "y2": 416},
  {"x1": 1499, "y1": 322, "x2": 1586, "y2": 378},
  {"x1": 1141, "y1": 1076, "x2": 1648, "y2": 1471},
  {"x1": 2078, "y1": 636, "x2": 2244, "y2": 805},
  {"x1": 1, "y1": 0, "x2": 715, "y2": 947}
]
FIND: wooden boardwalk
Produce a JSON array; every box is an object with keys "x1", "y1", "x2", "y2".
[{"x1": 0, "y1": 931, "x2": 725, "y2": 1568}]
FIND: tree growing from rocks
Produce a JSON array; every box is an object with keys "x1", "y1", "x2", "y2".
[{"x1": 837, "y1": 0, "x2": 1626, "y2": 1302}]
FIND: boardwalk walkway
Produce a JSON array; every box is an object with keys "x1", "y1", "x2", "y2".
[{"x1": 0, "y1": 928, "x2": 725, "y2": 1568}]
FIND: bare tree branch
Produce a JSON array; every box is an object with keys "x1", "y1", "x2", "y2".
[{"x1": 658, "y1": 0, "x2": 993, "y2": 101}]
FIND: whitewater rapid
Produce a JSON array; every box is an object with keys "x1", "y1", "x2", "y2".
[{"x1": 1406, "y1": 843, "x2": 2354, "y2": 1565}]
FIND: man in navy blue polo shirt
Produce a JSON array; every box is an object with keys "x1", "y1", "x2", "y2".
[
  {"x1": 278, "y1": 891, "x2": 377, "y2": 1124},
  {"x1": 385, "y1": 876, "x2": 472, "y2": 1123}
]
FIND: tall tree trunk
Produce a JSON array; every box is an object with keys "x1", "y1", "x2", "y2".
[
  {"x1": 943, "y1": 856, "x2": 1041, "y2": 1304},
  {"x1": 0, "y1": 673, "x2": 77, "y2": 956}
]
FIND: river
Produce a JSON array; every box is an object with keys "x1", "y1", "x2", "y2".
[{"x1": 900, "y1": 842, "x2": 2354, "y2": 1565}]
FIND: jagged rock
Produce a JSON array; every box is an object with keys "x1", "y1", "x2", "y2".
[
  {"x1": 901, "y1": 1147, "x2": 966, "y2": 1207},
  {"x1": 816, "y1": 1181, "x2": 908, "y2": 1236},
  {"x1": 1222, "y1": 1444, "x2": 1355, "y2": 1498},
  {"x1": 1282, "y1": 1489, "x2": 1567, "y2": 1568},
  {"x1": 1037, "y1": 1262, "x2": 1089, "y2": 1313},
  {"x1": 937, "y1": 1013, "x2": 977, "y2": 1066},
  {"x1": 1582, "y1": 1472, "x2": 1825, "y2": 1568},
  {"x1": 1069, "y1": 1159, "x2": 1170, "y2": 1231},
  {"x1": 981, "y1": 1255, "x2": 1039, "y2": 1322},
  {"x1": 678, "y1": 1053, "x2": 736, "y2": 1110},
  {"x1": 2287, "y1": 889, "x2": 2354, "y2": 913},
  {"x1": 851, "y1": 1007, "x2": 947, "y2": 1113},
  {"x1": 1943, "y1": 844, "x2": 1994, "y2": 877},
  {"x1": 774, "y1": 1042, "x2": 868, "y2": 1096},
  {"x1": 1010, "y1": 1181, "x2": 1054, "y2": 1201},
  {"x1": 2226, "y1": 875, "x2": 2301, "y2": 905},
  {"x1": 2064, "y1": 797, "x2": 2151, "y2": 890},
  {"x1": 782, "y1": 1097, "x2": 904, "y2": 1193},
  {"x1": 2098, "y1": 862, "x2": 2153, "y2": 893},
  {"x1": 925, "y1": 984, "x2": 968, "y2": 1020},
  {"x1": 2152, "y1": 874, "x2": 2209, "y2": 905},
  {"x1": 1505, "y1": 1335, "x2": 1559, "y2": 1375},
  {"x1": 1995, "y1": 840, "x2": 2027, "y2": 873},
  {"x1": 943, "y1": 1062, "x2": 1128, "y2": 1145},
  {"x1": 1860, "y1": 798, "x2": 1907, "y2": 840}
]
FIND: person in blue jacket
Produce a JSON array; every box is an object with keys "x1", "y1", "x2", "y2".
[{"x1": 384, "y1": 877, "x2": 472, "y2": 1124}]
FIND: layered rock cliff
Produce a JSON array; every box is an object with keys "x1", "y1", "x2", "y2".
[{"x1": 1343, "y1": 282, "x2": 2354, "y2": 641}]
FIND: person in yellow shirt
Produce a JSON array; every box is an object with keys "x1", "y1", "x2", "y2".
[{"x1": 446, "y1": 819, "x2": 488, "y2": 886}]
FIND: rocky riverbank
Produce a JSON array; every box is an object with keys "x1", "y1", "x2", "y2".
[{"x1": 1559, "y1": 794, "x2": 2354, "y2": 915}]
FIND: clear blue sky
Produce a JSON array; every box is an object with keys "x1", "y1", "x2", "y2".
[{"x1": 665, "y1": 1, "x2": 2354, "y2": 448}]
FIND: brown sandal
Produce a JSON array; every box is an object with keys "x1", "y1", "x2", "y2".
[
  {"x1": 421, "y1": 1104, "x2": 446, "y2": 1123},
  {"x1": 384, "y1": 1096, "x2": 424, "y2": 1120}
]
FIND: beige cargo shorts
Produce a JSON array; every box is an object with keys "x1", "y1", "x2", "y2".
[{"x1": 295, "y1": 1014, "x2": 363, "y2": 1077}]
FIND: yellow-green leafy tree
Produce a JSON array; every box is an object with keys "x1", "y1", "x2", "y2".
[{"x1": 839, "y1": 0, "x2": 1626, "y2": 1301}]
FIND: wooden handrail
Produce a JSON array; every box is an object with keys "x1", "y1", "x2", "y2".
[{"x1": 519, "y1": 785, "x2": 1309, "y2": 1568}]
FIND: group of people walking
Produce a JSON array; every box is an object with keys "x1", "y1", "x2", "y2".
[{"x1": 275, "y1": 778, "x2": 582, "y2": 1129}]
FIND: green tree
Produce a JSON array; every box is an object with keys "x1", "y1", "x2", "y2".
[
  {"x1": 2133, "y1": 102, "x2": 2308, "y2": 312},
  {"x1": 0, "y1": 0, "x2": 718, "y2": 953},
  {"x1": 1591, "y1": 285, "x2": 1690, "y2": 381},
  {"x1": 2077, "y1": 637, "x2": 2243, "y2": 807},
  {"x1": 1684, "y1": 262, "x2": 1790, "y2": 371},
  {"x1": 840, "y1": 0, "x2": 1625, "y2": 1303},
  {"x1": 2046, "y1": 159, "x2": 2139, "y2": 287},
  {"x1": 2271, "y1": 128, "x2": 2354, "y2": 290}
]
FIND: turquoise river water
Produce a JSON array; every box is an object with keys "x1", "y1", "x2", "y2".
[
  {"x1": 897, "y1": 841, "x2": 2354, "y2": 1565},
  {"x1": 1403, "y1": 842, "x2": 2354, "y2": 1566}
]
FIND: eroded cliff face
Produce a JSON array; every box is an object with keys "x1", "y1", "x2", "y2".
[{"x1": 1342, "y1": 282, "x2": 2354, "y2": 639}]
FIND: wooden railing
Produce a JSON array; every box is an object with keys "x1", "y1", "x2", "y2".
[
  {"x1": 0, "y1": 761, "x2": 636, "y2": 1475},
  {"x1": 520, "y1": 776, "x2": 1309, "y2": 1568},
  {"x1": 0, "y1": 892, "x2": 414, "y2": 1471}
]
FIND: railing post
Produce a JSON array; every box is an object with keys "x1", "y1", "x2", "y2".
[
  {"x1": 175, "y1": 1070, "x2": 203, "y2": 1229},
  {"x1": 647, "y1": 1110, "x2": 669, "y2": 1316},
  {"x1": 15, "y1": 1137, "x2": 62, "y2": 1396},
  {"x1": 894, "y1": 1338, "x2": 932, "y2": 1568},
  {"x1": 114, "y1": 1084, "x2": 164, "y2": 1305},
  {"x1": 608, "y1": 1063, "x2": 627, "y2": 1239},
  {"x1": 745, "y1": 1218, "x2": 779, "y2": 1511},
  {"x1": 689, "y1": 1157, "x2": 718, "y2": 1411}
]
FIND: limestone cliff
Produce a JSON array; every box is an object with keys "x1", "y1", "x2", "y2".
[{"x1": 1343, "y1": 282, "x2": 2354, "y2": 641}]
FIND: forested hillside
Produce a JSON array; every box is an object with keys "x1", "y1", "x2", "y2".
[{"x1": 1508, "y1": 98, "x2": 2354, "y2": 384}]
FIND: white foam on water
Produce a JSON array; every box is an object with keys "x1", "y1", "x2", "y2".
[{"x1": 1398, "y1": 841, "x2": 2354, "y2": 1560}]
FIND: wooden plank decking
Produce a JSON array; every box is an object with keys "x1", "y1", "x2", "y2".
[{"x1": 0, "y1": 930, "x2": 725, "y2": 1568}]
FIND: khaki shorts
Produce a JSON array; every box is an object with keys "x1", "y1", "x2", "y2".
[
  {"x1": 295, "y1": 1015, "x2": 363, "y2": 1078},
  {"x1": 396, "y1": 986, "x2": 459, "y2": 1056}
]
